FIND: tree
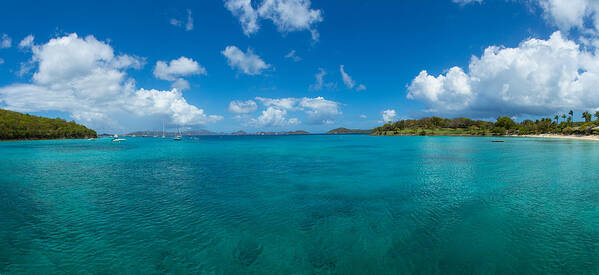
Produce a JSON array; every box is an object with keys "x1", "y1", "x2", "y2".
[
  {"x1": 582, "y1": 111, "x2": 592, "y2": 122},
  {"x1": 554, "y1": 115, "x2": 559, "y2": 124},
  {"x1": 495, "y1": 116, "x2": 516, "y2": 130},
  {"x1": 595, "y1": 111, "x2": 599, "y2": 122}
]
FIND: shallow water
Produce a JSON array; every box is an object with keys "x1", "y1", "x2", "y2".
[{"x1": 1, "y1": 135, "x2": 599, "y2": 274}]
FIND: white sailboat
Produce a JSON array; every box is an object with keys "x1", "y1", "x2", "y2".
[
  {"x1": 162, "y1": 121, "x2": 166, "y2": 138},
  {"x1": 173, "y1": 128, "x2": 182, "y2": 141}
]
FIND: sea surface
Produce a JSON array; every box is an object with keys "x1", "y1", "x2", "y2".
[{"x1": 1, "y1": 135, "x2": 599, "y2": 274}]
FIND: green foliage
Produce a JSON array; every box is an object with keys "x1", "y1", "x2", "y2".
[
  {"x1": 0, "y1": 109, "x2": 96, "y2": 140},
  {"x1": 326, "y1": 128, "x2": 372, "y2": 134},
  {"x1": 372, "y1": 113, "x2": 599, "y2": 136},
  {"x1": 582, "y1": 111, "x2": 592, "y2": 122},
  {"x1": 495, "y1": 116, "x2": 517, "y2": 130}
]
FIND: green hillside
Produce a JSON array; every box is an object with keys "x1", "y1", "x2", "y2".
[
  {"x1": 0, "y1": 109, "x2": 97, "y2": 140},
  {"x1": 326, "y1": 128, "x2": 372, "y2": 134}
]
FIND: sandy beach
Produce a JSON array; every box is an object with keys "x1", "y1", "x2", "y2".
[{"x1": 515, "y1": 134, "x2": 599, "y2": 142}]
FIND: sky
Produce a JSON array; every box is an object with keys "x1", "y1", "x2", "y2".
[{"x1": 1, "y1": 0, "x2": 599, "y2": 133}]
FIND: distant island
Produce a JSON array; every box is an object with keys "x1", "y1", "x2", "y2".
[
  {"x1": 123, "y1": 129, "x2": 371, "y2": 136},
  {"x1": 0, "y1": 109, "x2": 97, "y2": 140},
  {"x1": 372, "y1": 112, "x2": 599, "y2": 137},
  {"x1": 326, "y1": 128, "x2": 373, "y2": 134}
]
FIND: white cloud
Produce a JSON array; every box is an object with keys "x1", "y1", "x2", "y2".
[
  {"x1": 186, "y1": 9, "x2": 194, "y2": 31},
  {"x1": 19, "y1": 35, "x2": 34, "y2": 49},
  {"x1": 0, "y1": 33, "x2": 221, "y2": 130},
  {"x1": 0, "y1": 58, "x2": 4, "y2": 64},
  {"x1": 225, "y1": 0, "x2": 260, "y2": 36},
  {"x1": 171, "y1": 78, "x2": 190, "y2": 91},
  {"x1": 170, "y1": 9, "x2": 194, "y2": 31},
  {"x1": 153, "y1": 56, "x2": 206, "y2": 81},
  {"x1": 340, "y1": 65, "x2": 355, "y2": 89},
  {"x1": 1, "y1": 34, "x2": 10, "y2": 48},
  {"x1": 222, "y1": 46, "x2": 270, "y2": 75},
  {"x1": 250, "y1": 106, "x2": 299, "y2": 127},
  {"x1": 407, "y1": 31, "x2": 599, "y2": 117},
  {"x1": 310, "y1": 68, "x2": 326, "y2": 90},
  {"x1": 452, "y1": 0, "x2": 482, "y2": 5},
  {"x1": 299, "y1": 96, "x2": 341, "y2": 124},
  {"x1": 456, "y1": 0, "x2": 599, "y2": 36},
  {"x1": 382, "y1": 109, "x2": 397, "y2": 122},
  {"x1": 170, "y1": 18, "x2": 182, "y2": 27},
  {"x1": 225, "y1": 0, "x2": 322, "y2": 40},
  {"x1": 360, "y1": 114, "x2": 367, "y2": 119},
  {"x1": 255, "y1": 96, "x2": 297, "y2": 110},
  {"x1": 285, "y1": 49, "x2": 301, "y2": 62},
  {"x1": 252, "y1": 96, "x2": 341, "y2": 125},
  {"x1": 340, "y1": 65, "x2": 366, "y2": 91},
  {"x1": 537, "y1": 0, "x2": 599, "y2": 33},
  {"x1": 229, "y1": 100, "x2": 258, "y2": 114}
]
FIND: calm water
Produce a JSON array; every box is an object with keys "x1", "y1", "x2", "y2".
[{"x1": 1, "y1": 135, "x2": 599, "y2": 274}]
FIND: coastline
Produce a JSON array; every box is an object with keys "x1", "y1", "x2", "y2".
[{"x1": 512, "y1": 134, "x2": 599, "y2": 142}]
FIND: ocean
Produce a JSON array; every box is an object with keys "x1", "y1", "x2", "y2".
[{"x1": 1, "y1": 135, "x2": 598, "y2": 273}]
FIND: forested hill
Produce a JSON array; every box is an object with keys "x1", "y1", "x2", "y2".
[{"x1": 0, "y1": 109, "x2": 97, "y2": 140}]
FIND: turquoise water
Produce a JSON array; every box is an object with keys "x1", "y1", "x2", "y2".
[{"x1": 1, "y1": 135, "x2": 599, "y2": 274}]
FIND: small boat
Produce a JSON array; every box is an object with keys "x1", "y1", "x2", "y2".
[
  {"x1": 491, "y1": 140, "x2": 505, "y2": 143},
  {"x1": 112, "y1": 134, "x2": 126, "y2": 142},
  {"x1": 173, "y1": 128, "x2": 182, "y2": 141}
]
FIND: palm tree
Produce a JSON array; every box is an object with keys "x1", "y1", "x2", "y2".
[
  {"x1": 568, "y1": 110, "x2": 574, "y2": 126},
  {"x1": 582, "y1": 111, "x2": 592, "y2": 123},
  {"x1": 595, "y1": 111, "x2": 599, "y2": 122},
  {"x1": 554, "y1": 115, "x2": 559, "y2": 124}
]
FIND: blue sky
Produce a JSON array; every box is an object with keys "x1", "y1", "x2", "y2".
[{"x1": 1, "y1": 0, "x2": 598, "y2": 133}]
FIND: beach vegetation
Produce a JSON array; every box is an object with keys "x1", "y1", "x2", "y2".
[
  {"x1": 372, "y1": 112, "x2": 599, "y2": 136},
  {"x1": 0, "y1": 109, "x2": 96, "y2": 140}
]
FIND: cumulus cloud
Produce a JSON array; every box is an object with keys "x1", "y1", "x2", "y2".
[
  {"x1": 222, "y1": 46, "x2": 270, "y2": 75},
  {"x1": 153, "y1": 56, "x2": 205, "y2": 91},
  {"x1": 229, "y1": 100, "x2": 258, "y2": 114},
  {"x1": 360, "y1": 114, "x2": 367, "y2": 119},
  {"x1": 256, "y1": 96, "x2": 298, "y2": 110},
  {"x1": 299, "y1": 96, "x2": 341, "y2": 124},
  {"x1": 407, "y1": 31, "x2": 599, "y2": 117},
  {"x1": 250, "y1": 107, "x2": 299, "y2": 127},
  {"x1": 18, "y1": 35, "x2": 34, "y2": 49},
  {"x1": 154, "y1": 57, "x2": 205, "y2": 81},
  {"x1": 0, "y1": 33, "x2": 221, "y2": 131},
  {"x1": 225, "y1": 0, "x2": 322, "y2": 40},
  {"x1": 253, "y1": 96, "x2": 341, "y2": 125},
  {"x1": 537, "y1": 0, "x2": 599, "y2": 33},
  {"x1": 285, "y1": 49, "x2": 301, "y2": 62},
  {"x1": 170, "y1": 9, "x2": 194, "y2": 31},
  {"x1": 1, "y1": 34, "x2": 10, "y2": 48},
  {"x1": 456, "y1": 0, "x2": 599, "y2": 36},
  {"x1": 225, "y1": 0, "x2": 260, "y2": 35},
  {"x1": 382, "y1": 109, "x2": 397, "y2": 122}
]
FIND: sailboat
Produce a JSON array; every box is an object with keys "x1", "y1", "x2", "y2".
[
  {"x1": 162, "y1": 121, "x2": 166, "y2": 138},
  {"x1": 173, "y1": 128, "x2": 182, "y2": 141}
]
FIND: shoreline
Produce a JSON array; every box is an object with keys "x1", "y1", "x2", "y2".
[{"x1": 511, "y1": 134, "x2": 599, "y2": 142}]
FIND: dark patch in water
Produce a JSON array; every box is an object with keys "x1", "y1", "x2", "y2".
[{"x1": 233, "y1": 238, "x2": 263, "y2": 267}]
